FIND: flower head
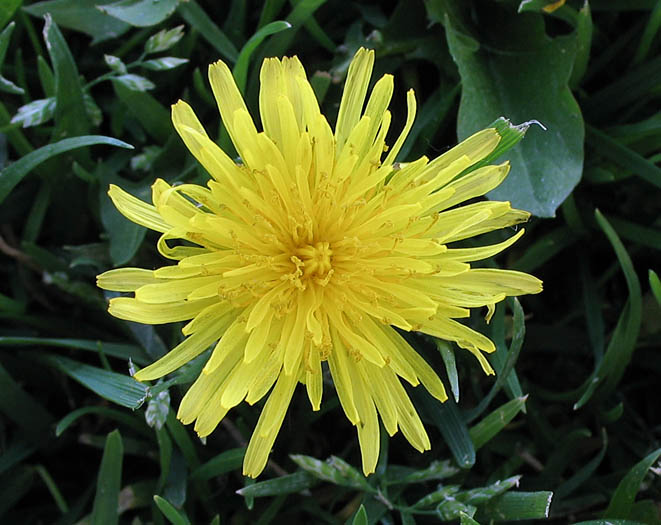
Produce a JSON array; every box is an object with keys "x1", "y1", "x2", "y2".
[{"x1": 98, "y1": 48, "x2": 542, "y2": 477}]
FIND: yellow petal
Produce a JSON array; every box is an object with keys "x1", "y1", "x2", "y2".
[
  {"x1": 108, "y1": 184, "x2": 169, "y2": 233},
  {"x1": 97, "y1": 268, "x2": 158, "y2": 292},
  {"x1": 108, "y1": 296, "x2": 217, "y2": 324}
]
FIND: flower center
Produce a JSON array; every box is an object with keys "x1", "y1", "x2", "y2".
[{"x1": 296, "y1": 241, "x2": 333, "y2": 278}]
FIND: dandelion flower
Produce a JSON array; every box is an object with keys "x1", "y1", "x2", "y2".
[{"x1": 97, "y1": 48, "x2": 542, "y2": 478}]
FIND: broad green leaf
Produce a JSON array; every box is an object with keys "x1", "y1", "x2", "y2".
[
  {"x1": 233, "y1": 20, "x2": 291, "y2": 93},
  {"x1": 10, "y1": 97, "x2": 55, "y2": 128},
  {"x1": 43, "y1": 14, "x2": 90, "y2": 138},
  {"x1": 23, "y1": 0, "x2": 129, "y2": 43},
  {"x1": 469, "y1": 396, "x2": 528, "y2": 450},
  {"x1": 236, "y1": 471, "x2": 316, "y2": 497},
  {"x1": 0, "y1": 0, "x2": 22, "y2": 29},
  {"x1": 91, "y1": 430, "x2": 123, "y2": 525},
  {"x1": 446, "y1": 8, "x2": 584, "y2": 217},
  {"x1": 0, "y1": 135, "x2": 133, "y2": 205},
  {"x1": 603, "y1": 448, "x2": 661, "y2": 519},
  {"x1": 145, "y1": 25, "x2": 185, "y2": 54},
  {"x1": 43, "y1": 354, "x2": 148, "y2": 409},
  {"x1": 190, "y1": 448, "x2": 244, "y2": 481},
  {"x1": 177, "y1": 0, "x2": 239, "y2": 62},
  {"x1": 154, "y1": 495, "x2": 191, "y2": 525},
  {"x1": 141, "y1": 57, "x2": 189, "y2": 71},
  {"x1": 98, "y1": 0, "x2": 179, "y2": 27}
]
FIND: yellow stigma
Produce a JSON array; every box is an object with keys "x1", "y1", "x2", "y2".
[{"x1": 297, "y1": 241, "x2": 333, "y2": 278}]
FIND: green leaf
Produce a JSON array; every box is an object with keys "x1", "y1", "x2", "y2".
[
  {"x1": 236, "y1": 471, "x2": 316, "y2": 498},
  {"x1": 436, "y1": 340, "x2": 459, "y2": 402},
  {"x1": 10, "y1": 97, "x2": 56, "y2": 128},
  {"x1": 649, "y1": 270, "x2": 661, "y2": 306},
  {"x1": 0, "y1": 0, "x2": 22, "y2": 29},
  {"x1": 141, "y1": 57, "x2": 189, "y2": 71},
  {"x1": 145, "y1": 25, "x2": 185, "y2": 54},
  {"x1": 476, "y1": 491, "x2": 553, "y2": 521},
  {"x1": 0, "y1": 23, "x2": 24, "y2": 95},
  {"x1": 260, "y1": 0, "x2": 327, "y2": 58},
  {"x1": 386, "y1": 460, "x2": 459, "y2": 485},
  {"x1": 446, "y1": 9, "x2": 584, "y2": 217},
  {"x1": 190, "y1": 448, "x2": 245, "y2": 482},
  {"x1": 145, "y1": 389, "x2": 170, "y2": 430},
  {"x1": 55, "y1": 406, "x2": 150, "y2": 437},
  {"x1": 0, "y1": 336, "x2": 151, "y2": 366},
  {"x1": 112, "y1": 78, "x2": 171, "y2": 143},
  {"x1": 177, "y1": 0, "x2": 239, "y2": 63},
  {"x1": 555, "y1": 430, "x2": 608, "y2": 500},
  {"x1": 98, "y1": 0, "x2": 179, "y2": 27},
  {"x1": 0, "y1": 135, "x2": 133, "y2": 205},
  {"x1": 43, "y1": 14, "x2": 90, "y2": 138},
  {"x1": 352, "y1": 505, "x2": 368, "y2": 525},
  {"x1": 603, "y1": 448, "x2": 661, "y2": 519},
  {"x1": 232, "y1": 20, "x2": 291, "y2": 93},
  {"x1": 469, "y1": 396, "x2": 528, "y2": 450},
  {"x1": 586, "y1": 125, "x2": 661, "y2": 190},
  {"x1": 574, "y1": 211, "x2": 642, "y2": 408},
  {"x1": 290, "y1": 455, "x2": 373, "y2": 491},
  {"x1": 154, "y1": 495, "x2": 191, "y2": 525},
  {"x1": 23, "y1": 0, "x2": 129, "y2": 43},
  {"x1": 104, "y1": 54, "x2": 127, "y2": 74},
  {"x1": 113, "y1": 73, "x2": 155, "y2": 91},
  {"x1": 91, "y1": 430, "x2": 123, "y2": 525},
  {"x1": 413, "y1": 389, "x2": 475, "y2": 468},
  {"x1": 42, "y1": 354, "x2": 148, "y2": 409},
  {"x1": 570, "y1": 0, "x2": 593, "y2": 87}
]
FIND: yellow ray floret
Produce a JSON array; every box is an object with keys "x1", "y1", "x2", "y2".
[{"x1": 97, "y1": 47, "x2": 542, "y2": 478}]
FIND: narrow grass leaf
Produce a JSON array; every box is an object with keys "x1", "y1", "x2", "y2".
[
  {"x1": 352, "y1": 505, "x2": 368, "y2": 525},
  {"x1": 610, "y1": 216, "x2": 661, "y2": 251},
  {"x1": 98, "y1": 0, "x2": 179, "y2": 27},
  {"x1": 154, "y1": 495, "x2": 191, "y2": 525},
  {"x1": 291, "y1": 454, "x2": 373, "y2": 491},
  {"x1": 91, "y1": 430, "x2": 123, "y2": 525},
  {"x1": 262, "y1": 0, "x2": 327, "y2": 58},
  {"x1": 569, "y1": 1, "x2": 593, "y2": 87},
  {"x1": 575, "y1": 211, "x2": 642, "y2": 408},
  {"x1": 386, "y1": 460, "x2": 459, "y2": 485},
  {"x1": 236, "y1": 471, "x2": 316, "y2": 497},
  {"x1": 649, "y1": 270, "x2": 661, "y2": 305},
  {"x1": 469, "y1": 396, "x2": 528, "y2": 450},
  {"x1": 43, "y1": 354, "x2": 148, "y2": 409},
  {"x1": 603, "y1": 447, "x2": 661, "y2": 519},
  {"x1": 555, "y1": 430, "x2": 608, "y2": 500},
  {"x1": 413, "y1": 389, "x2": 475, "y2": 468},
  {"x1": 587, "y1": 125, "x2": 661, "y2": 189},
  {"x1": 190, "y1": 448, "x2": 244, "y2": 481},
  {"x1": 43, "y1": 14, "x2": 89, "y2": 137},
  {"x1": 233, "y1": 20, "x2": 291, "y2": 93},
  {"x1": 580, "y1": 253, "x2": 605, "y2": 360},
  {"x1": 477, "y1": 491, "x2": 553, "y2": 521},
  {"x1": 436, "y1": 340, "x2": 459, "y2": 402},
  {"x1": 0, "y1": 361, "x2": 53, "y2": 436},
  {"x1": 0, "y1": 135, "x2": 133, "y2": 204},
  {"x1": 112, "y1": 79, "x2": 170, "y2": 143},
  {"x1": 0, "y1": 1, "x2": 21, "y2": 29},
  {"x1": 34, "y1": 464, "x2": 69, "y2": 514},
  {"x1": 177, "y1": 0, "x2": 239, "y2": 62},
  {"x1": 0, "y1": 336, "x2": 151, "y2": 366},
  {"x1": 513, "y1": 227, "x2": 577, "y2": 273},
  {"x1": 634, "y1": 0, "x2": 661, "y2": 63},
  {"x1": 55, "y1": 406, "x2": 151, "y2": 438}
]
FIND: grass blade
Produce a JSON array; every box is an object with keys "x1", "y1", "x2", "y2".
[{"x1": 91, "y1": 430, "x2": 123, "y2": 525}]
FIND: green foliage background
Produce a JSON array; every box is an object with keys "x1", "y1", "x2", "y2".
[{"x1": 0, "y1": 0, "x2": 660, "y2": 523}]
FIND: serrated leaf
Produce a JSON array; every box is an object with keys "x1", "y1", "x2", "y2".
[
  {"x1": 446, "y1": 9, "x2": 584, "y2": 217},
  {"x1": 97, "y1": 0, "x2": 179, "y2": 27},
  {"x1": 104, "y1": 54, "x2": 127, "y2": 74},
  {"x1": 113, "y1": 73, "x2": 155, "y2": 91},
  {"x1": 24, "y1": 0, "x2": 129, "y2": 43},
  {"x1": 144, "y1": 25, "x2": 185, "y2": 54},
  {"x1": 141, "y1": 57, "x2": 188, "y2": 71},
  {"x1": 10, "y1": 98, "x2": 56, "y2": 128},
  {"x1": 0, "y1": 135, "x2": 133, "y2": 205}
]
